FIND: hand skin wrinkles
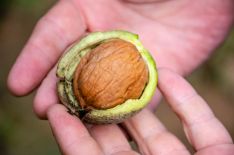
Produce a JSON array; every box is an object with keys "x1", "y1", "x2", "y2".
[{"x1": 6, "y1": 0, "x2": 234, "y2": 154}]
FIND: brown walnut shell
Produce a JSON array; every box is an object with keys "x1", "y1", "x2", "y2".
[{"x1": 73, "y1": 39, "x2": 148, "y2": 110}]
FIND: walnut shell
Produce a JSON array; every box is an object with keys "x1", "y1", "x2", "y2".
[
  {"x1": 73, "y1": 39, "x2": 148, "y2": 110},
  {"x1": 56, "y1": 30, "x2": 157, "y2": 124}
]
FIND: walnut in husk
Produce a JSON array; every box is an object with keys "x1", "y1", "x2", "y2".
[{"x1": 57, "y1": 30, "x2": 157, "y2": 124}]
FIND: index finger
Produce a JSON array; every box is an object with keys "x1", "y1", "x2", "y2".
[{"x1": 7, "y1": 0, "x2": 86, "y2": 96}]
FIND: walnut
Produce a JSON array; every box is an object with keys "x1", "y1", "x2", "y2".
[
  {"x1": 56, "y1": 30, "x2": 157, "y2": 124},
  {"x1": 73, "y1": 39, "x2": 148, "y2": 109}
]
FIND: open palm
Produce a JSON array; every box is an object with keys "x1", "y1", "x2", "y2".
[{"x1": 7, "y1": 0, "x2": 233, "y2": 154}]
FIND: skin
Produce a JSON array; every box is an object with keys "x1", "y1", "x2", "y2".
[
  {"x1": 7, "y1": 0, "x2": 234, "y2": 154},
  {"x1": 48, "y1": 69, "x2": 234, "y2": 155}
]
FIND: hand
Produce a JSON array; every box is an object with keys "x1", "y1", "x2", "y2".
[
  {"x1": 47, "y1": 69, "x2": 234, "y2": 155},
  {"x1": 7, "y1": 0, "x2": 233, "y2": 118}
]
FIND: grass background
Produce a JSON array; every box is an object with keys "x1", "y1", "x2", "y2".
[{"x1": 0, "y1": 1, "x2": 233, "y2": 154}]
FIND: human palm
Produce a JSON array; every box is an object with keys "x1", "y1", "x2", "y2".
[
  {"x1": 76, "y1": 0, "x2": 233, "y2": 74},
  {"x1": 7, "y1": 0, "x2": 234, "y2": 154}
]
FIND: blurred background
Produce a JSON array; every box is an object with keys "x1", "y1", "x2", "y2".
[{"x1": 0, "y1": 0, "x2": 233, "y2": 154}]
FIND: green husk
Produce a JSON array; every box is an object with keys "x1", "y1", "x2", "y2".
[{"x1": 56, "y1": 30, "x2": 157, "y2": 124}]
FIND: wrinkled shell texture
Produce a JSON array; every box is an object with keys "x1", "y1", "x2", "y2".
[{"x1": 73, "y1": 39, "x2": 148, "y2": 109}]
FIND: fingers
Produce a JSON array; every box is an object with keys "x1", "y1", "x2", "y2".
[
  {"x1": 33, "y1": 67, "x2": 58, "y2": 119},
  {"x1": 146, "y1": 91, "x2": 162, "y2": 112},
  {"x1": 47, "y1": 104, "x2": 102, "y2": 155},
  {"x1": 158, "y1": 69, "x2": 233, "y2": 150},
  {"x1": 8, "y1": 0, "x2": 86, "y2": 96},
  {"x1": 194, "y1": 144, "x2": 234, "y2": 155},
  {"x1": 90, "y1": 124, "x2": 138, "y2": 155},
  {"x1": 48, "y1": 104, "x2": 138, "y2": 155},
  {"x1": 124, "y1": 109, "x2": 190, "y2": 155},
  {"x1": 124, "y1": 0, "x2": 169, "y2": 3}
]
